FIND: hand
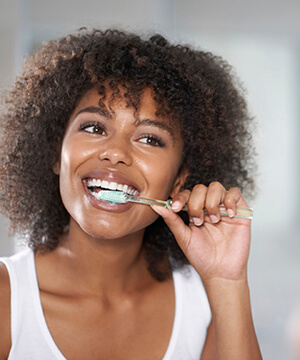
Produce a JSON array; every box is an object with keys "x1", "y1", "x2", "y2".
[{"x1": 152, "y1": 182, "x2": 251, "y2": 283}]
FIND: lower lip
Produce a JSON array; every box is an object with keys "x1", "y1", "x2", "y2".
[{"x1": 83, "y1": 182, "x2": 133, "y2": 213}]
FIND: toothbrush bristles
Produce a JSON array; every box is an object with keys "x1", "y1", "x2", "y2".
[{"x1": 96, "y1": 190, "x2": 128, "y2": 203}]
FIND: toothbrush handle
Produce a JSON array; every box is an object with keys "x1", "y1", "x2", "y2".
[
  {"x1": 127, "y1": 195, "x2": 171, "y2": 208},
  {"x1": 167, "y1": 200, "x2": 253, "y2": 220}
]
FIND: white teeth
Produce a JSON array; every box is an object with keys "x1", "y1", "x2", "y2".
[
  {"x1": 86, "y1": 178, "x2": 138, "y2": 195},
  {"x1": 101, "y1": 180, "x2": 109, "y2": 188},
  {"x1": 108, "y1": 182, "x2": 118, "y2": 190}
]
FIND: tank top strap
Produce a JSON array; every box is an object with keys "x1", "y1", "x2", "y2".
[{"x1": 0, "y1": 248, "x2": 67, "y2": 359}]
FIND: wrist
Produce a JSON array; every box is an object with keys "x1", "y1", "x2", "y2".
[
  {"x1": 203, "y1": 275, "x2": 250, "y2": 312},
  {"x1": 201, "y1": 267, "x2": 248, "y2": 290}
]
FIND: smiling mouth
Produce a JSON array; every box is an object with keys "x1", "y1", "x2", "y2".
[{"x1": 85, "y1": 178, "x2": 140, "y2": 198}]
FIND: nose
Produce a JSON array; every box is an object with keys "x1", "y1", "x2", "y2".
[{"x1": 98, "y1": 136, "x2": 133, "y2": 166}]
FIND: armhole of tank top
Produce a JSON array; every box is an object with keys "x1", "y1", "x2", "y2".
[
  {"x1": 28, "y1": 251, "x2": 68, "y2": 360},
  {"x1": 0, "y1": 257, "x2": 18, "y2": 352},
  {"x1": 189, "y1": 266, "x2": 212, "y2": 326}
]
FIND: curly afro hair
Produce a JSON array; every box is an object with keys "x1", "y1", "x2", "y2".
[{"x1": 0, "y1": 28, "x2": 255, "y2": 280}]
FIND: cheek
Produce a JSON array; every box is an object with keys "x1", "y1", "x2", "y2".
[
  {"x1": 141, "y1": 152, "x2": 182, "y2": 196},
  {"x1": 59, "y1": 136, "x2": 92, "y2": 178}
]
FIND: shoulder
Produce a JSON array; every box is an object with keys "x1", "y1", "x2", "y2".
[{"x1": 0, "y1": 261, "x2": 11, "y2": 359}]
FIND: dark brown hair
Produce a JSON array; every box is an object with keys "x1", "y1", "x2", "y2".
[{"x1": 0, "y1": 29, "x2": 255, "y2": 280}]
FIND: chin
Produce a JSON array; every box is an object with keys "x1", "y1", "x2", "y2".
[
  {"x1": 74, "y1": 218, "x2": 145, "y2": 243},
  {"x1": 68, "y1": 204, "x2": 158, "y2": 242}
]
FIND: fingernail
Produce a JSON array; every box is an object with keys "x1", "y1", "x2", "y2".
[
  {"x1": 210, "y1": 215, "x2": 219, "y2": 223},
  {"x1": 227, "y1": 209, "x2": 235, "y2": 218},
  {"x1": 192, "y1": 217, "x2": 202, "y2": 226},
  {"x1": 171, "y1": 201, "x2": 181, "y2": 211}
]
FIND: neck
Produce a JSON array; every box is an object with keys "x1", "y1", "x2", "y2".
[{"x1": 57, "y1": 218, "x2": 152, "y2": 295}]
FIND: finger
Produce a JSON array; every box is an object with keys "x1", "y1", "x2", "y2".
[
  {"x1": 204, "y1": 181, "x2": 227, "y2": 223},
  {"x1": 151, "y1": 205, "x2": 191, "y2": 252},
  {"x1": 170, "y1": 189, "x2": 191, "y2": 212},
  {"x1": 188, "y1": 184, "x2": 208, "y2": 226},
  {"x1": 224, "y1": 187, "x2": 248, "y2": 218}
]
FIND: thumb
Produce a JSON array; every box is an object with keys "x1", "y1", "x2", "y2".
[{"x1": 151, "y1": 205, "x2": 191, "y2": 251}]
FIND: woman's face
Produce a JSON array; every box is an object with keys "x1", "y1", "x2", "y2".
[{"x1": 56, "y1": 88, "x2": 186, "y2": 240}]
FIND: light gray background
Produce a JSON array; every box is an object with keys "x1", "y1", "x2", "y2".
[{"x1": 1, "y1": 0, "x2": 300, "y2": 358}]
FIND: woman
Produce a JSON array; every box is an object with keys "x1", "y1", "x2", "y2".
[{"x1": 0, "y1": 29, "x2": 262, "y2": 359}]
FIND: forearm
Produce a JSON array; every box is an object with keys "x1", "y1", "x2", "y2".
[{"x1": 204, "y1": 276, "x2": 262, "y2": 360}]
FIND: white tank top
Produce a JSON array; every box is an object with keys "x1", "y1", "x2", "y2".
[{"x1": 0, "y1": 248, "x2": 211, "y2": 360}]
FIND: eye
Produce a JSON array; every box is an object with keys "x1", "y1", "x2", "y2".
[
  {"x1": 138, "y1": 134, "x2": 165, "y2": 147},
  {"x1": 79, "y1": 122, "x2": 106, "y2": 135}
]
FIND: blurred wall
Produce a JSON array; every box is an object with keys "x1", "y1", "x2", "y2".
[{"x1": 1, "y1": 0, "x2": 300, "y2": 358}]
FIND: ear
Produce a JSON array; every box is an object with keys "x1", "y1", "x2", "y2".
[
  {"x1": 52, "y1": 141, "x2": 62, "y2": 175},
  {"x1": 52, "y1": 160, "x2": 60, "y2": 175},
  {"x1": 170, "y1": 164, "x2": 189, "y2": 198}
]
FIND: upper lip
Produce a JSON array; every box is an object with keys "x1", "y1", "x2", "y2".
[{"x1": 82, "y1": 170, "x2": 142, "y2": 193}]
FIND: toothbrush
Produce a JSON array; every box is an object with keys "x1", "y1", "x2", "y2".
[{"x1": 94, "y1": 190, "x2": 253, "y2": 219}]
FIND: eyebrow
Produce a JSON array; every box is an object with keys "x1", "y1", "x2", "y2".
[
  {"x1": 134, "y1": 118, "x2": 175, "y2": 140},
  {"x1": 75, "y1": 106, "x2": 175, "y2": 140},
  {"x1": 75, "y1": 106, "x2": 112, "y2": 118}
]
